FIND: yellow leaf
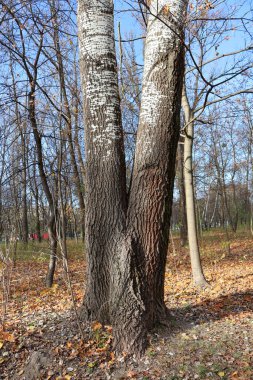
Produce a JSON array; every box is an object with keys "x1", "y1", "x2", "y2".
[
  {"x1": 92, "y1": 322, "x2": 102, "y2": 331},
  {"x1": 52, "y1": 284, "x2": 59, "y2": 292},
  {"x1": 87, "y1": 361, "x2": 97, "y2": 368},
  {"x1": 0, "y1": 341, "x2": 3, "y2": 349},
  {"x1": 218, "y1": 371, "x2": 225, "y2": 377},
  {"x1": 162, "y1": 5, "x2": 170, "y2": 14}
]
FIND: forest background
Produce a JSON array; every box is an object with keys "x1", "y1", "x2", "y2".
[{"x1": 0, "y1": 0, "x2": 253, "y2": 379}]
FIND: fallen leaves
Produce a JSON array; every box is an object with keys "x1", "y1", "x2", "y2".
[
  {"x1": 0, "y1": 331, "x2": 15, "y2": 343},
  {"x1": 1, "y1": 231, "x2": 253, "y2": 379},
  {"x1": 92, "y1": 321, "x2": 102, "y2": 331}
]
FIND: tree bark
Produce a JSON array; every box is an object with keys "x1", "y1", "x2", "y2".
[
  {"x1": 178, "y1": 140, "x2": 188, "y2": 246},
  {"x1": 50, "y1": 0, "x2": 86, "y2": 241},
  {"x1": 34, "y1": 180, "x2": 42, "y2": 243},
  {"x1": 21, "y1": 129, "x2": 28, "y2": 244},
  {"x1": 182, "y1": 86, "x2": 209, "y2": 288},
  {"x1": 78, "y1": 0, "x2": 127, "y2": 323},
  {"x1": 78, "y1": 0, "x2": 187, "y2": 355},
  {"x1": 28, "y1": 88, "x2": 57, "y2": 287},
  {"x1": 10, "y1": 59, "x2": 28, "y2": 243}
]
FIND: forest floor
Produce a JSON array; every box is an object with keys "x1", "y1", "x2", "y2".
[{"x1": 0, "y1": 229, "x2": 253, "y2": 380}]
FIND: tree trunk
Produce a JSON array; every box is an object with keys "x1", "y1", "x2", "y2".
[
  {"x1": 178, "y1": 140, "x2": 188, "y2": 246},
  {"x1": 182, "y1": 87, "x2": 208, "y2": 288},
  {"x1": 78, "y1": 0, "x2": 187, "y2": 355},
  {"x1": 10, "y1": 59, "x2": 28, "y2": 243},
  {"x1": 78, "y1": 0, "x2": 127, "y2": 324},
  {"x1": 28, "y1": 88, "x2": 57, "y2": 287},
  {"x1": 21, "y1": 131, "x2": 28, "y2": 244},
  {"x1": 50, "y1": 0, "x2": 86, "y2": 242},
  {"x1": 34, "y1": 182, "x2": 42, "y2": 243}
]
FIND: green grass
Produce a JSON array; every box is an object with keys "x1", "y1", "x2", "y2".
[
  {"x1": 1, "y1": 226, "x2": 251, "y2": 264},
  {"x1": 0, "y1": 239, "x2": 85, "y2": 262}
]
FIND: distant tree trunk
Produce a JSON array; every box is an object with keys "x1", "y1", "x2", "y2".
[
  {"x1": 178, "y1": 140, "x2": 187, "y2": 246},
  {"x1": 182, "y1": 85, "x2": 208, "y2": 288},
  {"x1": 28, "y1": 87, "x2": 57, "y2": 287},
  {"x1": 34, "y1": 171, "x2": 42, "y2": 243},
  {"x1": 245, "y1": 106, "x2": 253, "y2": 233},
  {"x1": 57, "y1": 132, "x2": 68, "y2": 273},
  {"x1": 210, "y1": 125, "x2": 237, "y2": 232},
  {"x1": 10, "y1": 59, "x2": 28, "y2": 243},
  {"x1": 21, "y1": 130, "x2": 28, "y2": 243},
  {"x1": 50, "y1": 0, "x2": 85, "y2": 241},
  {"x1": 78, "y1": 0, "x2": 187, "y2": 355}
]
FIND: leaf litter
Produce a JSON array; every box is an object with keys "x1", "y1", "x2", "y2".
[{"x1": 0, "y1": 231, "x2": 252, "y2": 379}]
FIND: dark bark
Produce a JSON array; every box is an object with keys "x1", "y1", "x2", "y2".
[
  {"x1": 34, "y1": 183, "x2": 42, "y2": 243},
  {"x1": 21, "y1": 131, "x2": 28, "y2": 244},
  {"x1": 78, "y1": 0, "x2": 187, "y2": 355},
  {"x1": 45, "y1": 213, "x2": 57, "y2": 287},
  {"x1": 28, "y1": 88, "x2": 57, "y2": 287}
]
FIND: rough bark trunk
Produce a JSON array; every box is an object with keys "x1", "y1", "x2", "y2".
[
  {"x1": 78, "y1": 0, "x2": 127, "y2": 323},
  {"x1": 78, "y1": 0, "x2": 187, "y2": 355},
  {"x1": 124, "y1": 0, "x2": 186, "y2": 327},
  {"x1": 182, "y1": 87, "x2": 208, "y2": 288}
]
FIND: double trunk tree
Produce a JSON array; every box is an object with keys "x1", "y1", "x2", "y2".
[{"x1": 78, "y1": 0, "x2": 187, "y2": 355}]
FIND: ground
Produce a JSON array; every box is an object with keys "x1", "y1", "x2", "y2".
[{"x1": 0, "y1": 229, "x2": 253, "y2": 379}]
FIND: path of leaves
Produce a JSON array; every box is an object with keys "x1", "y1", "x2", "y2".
[{"x1": 0, "y1": 232, "x2": 253, "y2": 379}]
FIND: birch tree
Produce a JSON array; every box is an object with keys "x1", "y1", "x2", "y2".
[{"x1": 78, "y1": 0, "x2": 187, "y2": 355}]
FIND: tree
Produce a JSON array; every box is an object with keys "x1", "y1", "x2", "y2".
[
  {"x1": 78, "y1": 0, "x2": 187, "y2": 355},
  {"x1": 182, "y1": 84, "x2": 209, "y2": 286},
  {"x1": 180, "y1": 0, "x2": 253, "y2": 286}
]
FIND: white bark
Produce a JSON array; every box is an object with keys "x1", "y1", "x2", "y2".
[
  {"x1": 78, "y1": 0, "x2": 124, "y2": 161},
  {"x1": 78, "y1": 0, "x2": 188, "y2": 354},
  {"x1": 135, "y1": 0, "x2": 187, "y2": 163}
]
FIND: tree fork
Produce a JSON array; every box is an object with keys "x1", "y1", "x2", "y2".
[{"x1": 78, "y1": 0, "x2": 188, "y2": 355}]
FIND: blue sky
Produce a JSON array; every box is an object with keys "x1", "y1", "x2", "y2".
[{"x1": 113, "y1": 0, "x2": 253, "y2": 76}]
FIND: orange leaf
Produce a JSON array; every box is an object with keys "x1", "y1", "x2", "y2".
[
  {"x1": 127, "y1": 371, "x2": 138, "y2": 378},
  {"x1": 2, "y1": 332, "x2": 15, "y2": 342},
  {"x1": 162, "y1": 5, "x2": 170, "y2": 14},
  {"x1": 105, "y1": 325, "x2": 113, "y2": 334},
  {"x1": 92, "y1": 322, "x2": 102, "y2": 331}
]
